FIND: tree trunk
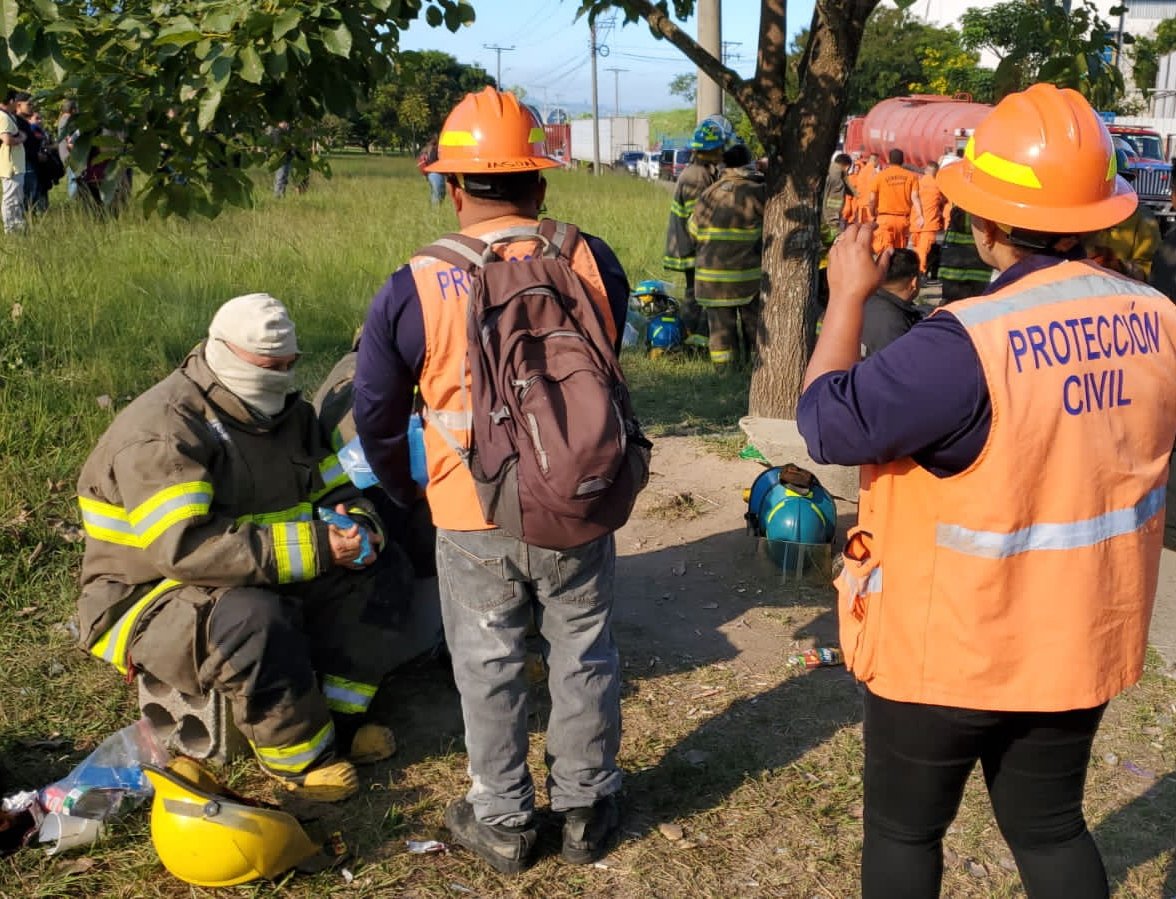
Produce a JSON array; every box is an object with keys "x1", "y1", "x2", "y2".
[
  {"x1": 748, "y1": 1, "x2": 877, "y2": 418},
  {"x1": 748, "y1": 175, "x2": 816, "y2": 417}
]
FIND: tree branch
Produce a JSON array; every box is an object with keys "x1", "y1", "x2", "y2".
[
  {"x1": 616, "y1": 0, "x2": 761, "y2": 118},
  {"x1": 754, "y1": 0, "x2": 788, "y2": 106}
]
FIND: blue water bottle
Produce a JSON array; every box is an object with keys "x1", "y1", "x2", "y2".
[{"x1": 408, "y1": 413, "x2": 428, "y2": 487}]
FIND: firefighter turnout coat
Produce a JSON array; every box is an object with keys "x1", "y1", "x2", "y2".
[
  {"x1": 76, "y1": 344, "x2": 372, "y2": 667},
  {"x1": 689, "y1": 165, "x2": 767, "y2": 307},
  {"x1": 664, "y1": 160, "x2": 718, "y2": 273}
]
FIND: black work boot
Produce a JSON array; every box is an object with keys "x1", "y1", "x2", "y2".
[
  {"x1": 561, "y1": 794, "x2": 621, "y2": 864},
  {"x1": 444, "y1": 798, "x2": 537, "y2": 874}
]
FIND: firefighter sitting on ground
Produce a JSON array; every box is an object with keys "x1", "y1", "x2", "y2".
[
  {"x1": 689, "y1": 141, "x2": 766, "y2": 370},
  {"x1": 664, "y1": 119, "x2": 729, "y2": 339},
  {"x1": 76, "y1": 293, "x2": 405, "y2": 803}
]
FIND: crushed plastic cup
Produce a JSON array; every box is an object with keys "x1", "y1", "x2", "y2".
[{"x1": 39, "y1": 813, "x2": 106, "y2": 856}]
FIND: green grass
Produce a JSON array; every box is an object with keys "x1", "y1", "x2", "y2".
[{"x1": 2, "y1": 155, "x2": 1174, "y2": 899}]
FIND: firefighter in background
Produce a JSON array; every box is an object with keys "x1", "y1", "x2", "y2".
[
  {"x1": 822, "y1": 152, "x2": 855, "y2": 246},
  {"x1": 664, "y1": 120, "x2": 730, "y2": 336},
  {"x1": 939, "y1": 204, "x2": 994, "y2": 302},
  {"x1": 689, "y1": 142, "x2": 766, "y2": 370},
  {"x1": 76, "y1": 294, "x2": 400, "y2": 803},
  {"x1": 868, "y1": 148, "x2": 923, "y2": 253},
  {"x1": 911, "y1": 161, "x2": 946, "y2": 278},
  {"x1": 1084, "y1": 148, "x2": 1161, "y2": 282}
]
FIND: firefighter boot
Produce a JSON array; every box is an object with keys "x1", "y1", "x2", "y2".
[
  {"x1": 350, "y1": 724, "x2": 397, "y2": 765},
  {"x1": 266, "y1": 758, "x2": 360, "y2": 803}
]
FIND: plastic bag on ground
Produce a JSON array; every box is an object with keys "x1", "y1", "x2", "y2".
[{"x1": 38, "y1": 718, "x2": 170, "y2": 821}]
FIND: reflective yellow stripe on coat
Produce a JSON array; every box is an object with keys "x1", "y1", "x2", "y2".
[
  {"x1": 252, "y1": 722, "x2": 335, "y2": 774},
  {"x1": 322, "y1": 674, "x2": 378, "y2": 714},
  {"x1": 79, "y1": 481, "x2": 213, "y2": 549},
  {"x1": 89, "y1": 579, "x2": 182, "y2": 674}
]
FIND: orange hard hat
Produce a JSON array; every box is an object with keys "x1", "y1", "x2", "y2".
[
  {"x1": 936, "y1": 83, "x2": 1136, "y2": 233},
  {"x1": 427, "y1": 87, "x2": 559, "y2": 175}
]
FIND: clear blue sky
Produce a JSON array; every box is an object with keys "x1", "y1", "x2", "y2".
[
  {"x1": 398, "y1": 0, "x2": 815, "y2": 114},
  {"x1": 399, "y1": 0, "x2": 1130, "y2": 113}
]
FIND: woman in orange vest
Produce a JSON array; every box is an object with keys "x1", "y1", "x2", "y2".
[{"x1": 799, "y1": 84, "x2": 1176, "y2": 898}]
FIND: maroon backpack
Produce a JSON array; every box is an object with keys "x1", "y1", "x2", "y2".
[{"x1": 421, "y1": 219, "x2": 651, "y2": 549}]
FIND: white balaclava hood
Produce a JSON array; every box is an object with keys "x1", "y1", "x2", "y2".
[{"x1": 204, "y1": 293, "x2": 299, "y2": 417}]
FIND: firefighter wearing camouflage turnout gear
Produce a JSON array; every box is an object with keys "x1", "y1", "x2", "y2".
[
  {"x1": 689, "y1": 143, "x2": 766, "y2": 368},
  {"x1": 76, "y1": 295, "x2": 405, "y2": 803},
  {"x1": 664, "y1": 121, "x2": 727, "y2": 335}
]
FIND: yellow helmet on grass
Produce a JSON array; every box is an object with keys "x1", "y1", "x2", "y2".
[{"x1": 143, "y1": 760, "x2": 324, "y2": 887}]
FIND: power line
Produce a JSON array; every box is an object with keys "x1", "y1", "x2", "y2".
[{"x1": 483, "y1": 43, "x2": 516, "y2": 87}]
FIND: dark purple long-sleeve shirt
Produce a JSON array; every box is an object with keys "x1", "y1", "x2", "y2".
[
  {"x1": 798, "y1": 254, "x2": 1075, "y2": 477},
  {"x1": 353, "y1": 230, "x2": 631, "y2": 506}
]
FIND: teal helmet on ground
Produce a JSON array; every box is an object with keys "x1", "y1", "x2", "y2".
[
  {"x1": 632, "y1": 278, "x2": 672, "y2": 299},
  {"x1": 631, "y1": 280, "x2": 679, "y2": 319},
  {"x1": 745, "y1": 466, "x2": 781, "y2": 534},
  {"x1": 646, "y1": 313, "x2": 684, "y2": 351},
  {"x1": 759, "y1": 481, "x2": 837, "y2": 568}
]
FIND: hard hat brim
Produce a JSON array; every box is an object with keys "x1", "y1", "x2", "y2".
[
  {"x1": 425, "y1": 156, "x2": 562, "y2": 174},
  {"x1": 936, "y1": 161, "x2": 1139, "y2": 234}
]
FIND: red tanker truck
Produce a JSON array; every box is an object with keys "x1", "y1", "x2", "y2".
[
  {"x1": 843, "y1": 95, "x2": 1176, "y2": 230},
  {"x1": 842, "y1": 95, "x2": 991, "y2": 168}
]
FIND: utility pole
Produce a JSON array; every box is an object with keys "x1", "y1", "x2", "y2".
[
  {"x1": 696, "y1": 0, "x2": 722, "y2": 122},
  {"x1": 483, "y1": 43, "x2": 515, "y2": 88},
  {"x1": 720, "y1": 41, "x2": 741, "y2": 117},
  {"x1": 605, "y1": 66, "x2": 628, "y2": 117},
  {"x1": 591, "y1": 23, "x2": 601, "y2": 176}
]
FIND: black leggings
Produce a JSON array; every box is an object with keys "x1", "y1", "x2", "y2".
[{"x1": 862, "y1": 690, "x2": 1109, "y2": 899}]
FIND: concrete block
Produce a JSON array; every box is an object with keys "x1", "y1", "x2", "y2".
[
  {"x1": 739, "y1": 416, "x2": 860, "y2": 502},
  {"x1": 138, "y1": 673, "x2": 248, "y2": 764}
]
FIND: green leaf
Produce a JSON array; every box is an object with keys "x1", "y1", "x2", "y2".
[
  {"x1": 203, "y1": 8, "x2": 239, "y2": 33},
  {"x1": 155, "y1": 24, "x2": 202, "y2": 46},
  {"x1": 31, "y1": 0, "x2": 58, "y2": 21},
  {"x1": 208, "y1": 52, "x2": 234, "y2": 88},
  {"x1": 266, "y1": 43, "x2": 289, "y2": 77},
  {"x1": 198, "y1": 88, "x2": 222, "y2": 131},
  {"x1": 239, "y1": 44, "x2": 263, "y2": 83},
  {"x1": 322, "y1": 23, "x2": 353, "y2": 57},
  {"x1": 273, "y1": 7, "x2": 301, "y2": 41},
  {"x1": 426, "y1": 6, "x2": 443, "y2": 27},
  {"x1": 0, "y1": 0, "x2": 18, "y2": 40}
]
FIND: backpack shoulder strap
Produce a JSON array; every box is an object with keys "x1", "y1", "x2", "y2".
[
  {"x1": 417, "y1": 233, "x2": 494, "y2": 271},
  {"x1": 537, "y1": 219, "x2": 582, "y2": 260}
]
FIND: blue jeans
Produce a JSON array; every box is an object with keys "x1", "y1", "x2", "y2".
[
  {"x1": 427, "y1": 172, "x2": 445, "y2": 204},
  {"x1": 436, "y1": 528, "x2": 621, "y2": 826}
]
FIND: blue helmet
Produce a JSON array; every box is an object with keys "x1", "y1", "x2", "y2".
[
  {"x1": 646, "y1": 313, "x2": 684, "y2": 351},
  {"x1": 689, "y1": 121, "x2": 727, "y2": 152},
  {"x1": 755, "y1": 474, "x2": 837, "y2": 569},
  {"x1": 632, "y1": 278, "x2": 671, "y2": 298}
]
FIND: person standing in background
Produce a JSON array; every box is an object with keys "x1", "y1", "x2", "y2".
[{"x1": 911, "y1": 162, "x2": 945, "y2": 279}]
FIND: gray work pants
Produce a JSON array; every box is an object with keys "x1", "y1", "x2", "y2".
[{"x1": 436, "y1": 528, "x2": 622, "y2": 826}]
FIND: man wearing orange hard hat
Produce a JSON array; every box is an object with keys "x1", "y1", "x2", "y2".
[
  {"x1": 353, "y1": 87, "x2": 634, "y2": 874},
  {"x1": 799, "y1": 83, "x2": 1176, "y2": 898}
]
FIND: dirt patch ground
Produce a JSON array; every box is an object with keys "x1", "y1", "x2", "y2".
[{"x1": 4, "y1": 435, "x2": 1174, "y2": 899}]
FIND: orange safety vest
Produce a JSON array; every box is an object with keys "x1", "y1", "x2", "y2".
[
  {"x1": 838, "y1": 260, "x2": 1176, "y2": 711},
  {"x1": 411, "y1": 214, "x2": 614, "y2": 532}
]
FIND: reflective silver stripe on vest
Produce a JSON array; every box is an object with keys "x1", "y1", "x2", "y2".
[
  {"x1": 936, "y1": 485, "x2": 1165, "y2": 560},
  {"x1": 950, "y1": 271, "x2": 1168, "y2": 329},
  {"x1": 430, "y1": 409, "x2": 473, "y2": 430}
]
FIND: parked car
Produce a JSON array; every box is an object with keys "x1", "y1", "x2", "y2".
[
  {"x1": 637, "y1": 151, "x2": 660, "y2": 180},
  {"x1": 659, "y1": 147, "x2": 691, "y2": 181},
  {"x1": 615, "y1": 150, "x2": 644, "y2": 174}
]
